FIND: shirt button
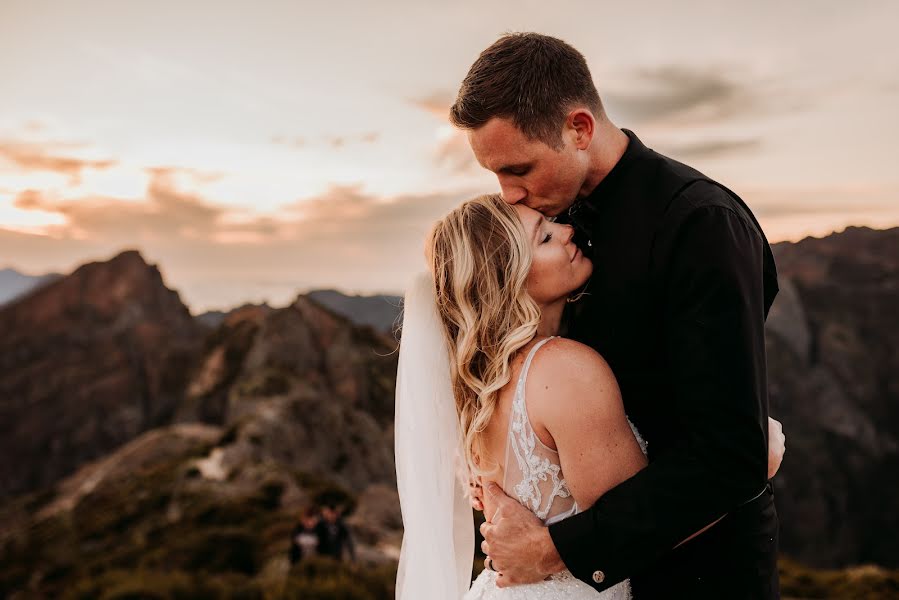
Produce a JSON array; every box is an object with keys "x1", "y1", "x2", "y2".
[{"x1": 592, "y1": 570, "x2": 605, "y2": 583}]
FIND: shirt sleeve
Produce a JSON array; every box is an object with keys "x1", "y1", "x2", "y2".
[{"x1": 547, "y1": 202, "x2": 772, "y2": 591}]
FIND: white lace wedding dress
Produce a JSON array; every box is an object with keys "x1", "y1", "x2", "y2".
[{"x1": 463, "y1": 336, "x2": 647, "y2": 600}]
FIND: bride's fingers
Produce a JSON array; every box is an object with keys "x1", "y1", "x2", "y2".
[{"x1": 481, "y1": 540, "x2": 489, "y2": 555}]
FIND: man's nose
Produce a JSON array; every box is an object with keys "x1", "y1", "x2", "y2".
[{"x1": 500, "y1": 183, "x2": 527, "y2": 205}]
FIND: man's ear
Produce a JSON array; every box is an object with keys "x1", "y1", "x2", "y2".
[{"x1": 566, "y1": 108, "x2": 595, "y2": 150}]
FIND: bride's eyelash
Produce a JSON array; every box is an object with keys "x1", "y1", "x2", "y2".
[{"x1": 542, "y1": 232, "x2": 553, "y2": 243}]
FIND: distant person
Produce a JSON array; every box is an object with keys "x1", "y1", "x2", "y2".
[
  {"x1": 316, "y1": 504, "x2": 356, "y2": 562},
  {"x1": 289, "y1": 506, "x2": 321, "y2": 565}
]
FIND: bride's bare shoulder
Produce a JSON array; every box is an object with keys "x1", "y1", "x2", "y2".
[
  {"x1": 533, "y1": 336, "x2": 615, "y2": 379},
  {"x1": 527, "y1": 336, "x2": 621, "y2": 415}
]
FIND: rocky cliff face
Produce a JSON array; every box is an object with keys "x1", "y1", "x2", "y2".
[
  {"x1": 766, "y1": 226, "x2": 899, "y2": 567},
  {"x1": 0, "y1": 251, "x2": 401, "y2": 598},
  {"x1": 177, "y1": 292, "x2": 398, "y2": 494},
  {"x1": 0, "y1": 250, "x2": 203, "y2": 500},
  {"x1": 0, "y1": 249, "x2": 400, "y2": 503},
  {"x1": 1, "y1": 226, "x2": 897, "y2": 599}
]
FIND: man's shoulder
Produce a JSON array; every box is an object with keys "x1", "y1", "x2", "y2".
[
  {"x1": 647, "y1": 172, "x2": 769, "y2": 270},
  {"x1": 628, "y1": 136, "x2": 708, "y2": 191},
  {"x1": 631, "y1": 138, "x2": 738, "y2": 208},
  {"x1": 629, "y1": 143, "x2": 744, "y2": 220},
  {"x1": 661, "y1": 178, "x2": 760, "y2": 235},
  {"x1": 620, "y1": 132, "x2": 766, "y2": 240}
]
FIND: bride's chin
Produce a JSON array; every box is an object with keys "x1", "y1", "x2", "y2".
[{"x1": 576, "y1": 265, "x2": 593, "y2": 284}]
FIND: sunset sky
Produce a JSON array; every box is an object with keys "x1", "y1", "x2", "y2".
[{"x1": 2, "y1": 0, "x2": 897, "y2": 312}]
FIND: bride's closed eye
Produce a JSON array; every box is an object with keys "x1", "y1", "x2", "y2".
[{"x1": 541, "y1": 232, "x2": 553, "y2": 244}]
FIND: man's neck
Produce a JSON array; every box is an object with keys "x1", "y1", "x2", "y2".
[{"x1": 578, "y1": 124, "x2": 629, "y2": 199}]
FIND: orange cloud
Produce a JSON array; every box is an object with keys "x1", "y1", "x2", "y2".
[
  {"x1": 411, "y1": 91, "x2": 455, "y2": 120},
  {"x1": 143, "y1": 166, "x2": 225, "y2": 185},
  {"x1": 0, "y1": 140, "x2": 117, "y2": 185},
  {"x1": 434, "y1": 132, "x2": 479, "y2": 174},
  {"x1": 5, "y1": 175, "x2": 897, "y2": 312},
  {"x1": 12, "y1": 171, "x2": 227, "y2": 241},
  {"x1": 272, "y1": 133, "x2": 379, "y2": 151},
  {"x1": 3, "y1": 178, "x2": 471, "y2": 309}
]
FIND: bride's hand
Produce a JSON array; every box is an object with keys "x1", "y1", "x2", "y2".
[
  {"x1": 470, "y1": 475, "x2": 485, "y2": 511},
  {"x1": 767, "y1": 417, "x2": 785, "y2": 479}
]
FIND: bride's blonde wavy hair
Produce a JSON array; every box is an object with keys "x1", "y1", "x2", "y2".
[{"x1": 426, "y1": 193, "x2": 542, "y2": 477}]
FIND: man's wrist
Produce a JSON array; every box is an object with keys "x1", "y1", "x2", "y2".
[{"x1": 536, "y1": 526, "x2": 566, "y2": 575}]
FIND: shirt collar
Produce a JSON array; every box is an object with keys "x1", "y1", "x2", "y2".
[{"x1": 566, "y1": 128, "x2": 647, "y2": 220}]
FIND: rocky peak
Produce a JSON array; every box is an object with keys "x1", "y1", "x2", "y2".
[
  {"x1": 0, "y1": 249, "x2": 204, "y2": 500},
  {"x1": 2, "y1": 249, "x2": 193, "y2": 333}
]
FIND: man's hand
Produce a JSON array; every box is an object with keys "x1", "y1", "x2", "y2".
[
  {"x1": 767, "y1": 416, "x2": 786, "y2": 480},
  {"x1": 479, "y1": 482, "x2": 565, "y2": 588}
]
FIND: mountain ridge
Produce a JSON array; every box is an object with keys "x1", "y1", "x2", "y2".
[{"x1": 0, "y1": 226, "x2": 896, "y2": 599}]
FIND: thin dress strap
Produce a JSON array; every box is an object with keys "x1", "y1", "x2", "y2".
[{"x1": 519, "y1": 336, "x2": 556, "y2": 388}]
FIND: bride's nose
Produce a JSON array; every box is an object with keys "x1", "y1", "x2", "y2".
[{"x1": 563, "y1": 224, "x2": 575, "y2": 244}]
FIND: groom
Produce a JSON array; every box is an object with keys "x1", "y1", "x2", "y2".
[{"x1": 451, "y1": 33, "x2": 780, "y2": 599}]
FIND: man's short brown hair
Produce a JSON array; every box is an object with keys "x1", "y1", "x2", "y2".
[{"x1": 449, "y1": 32, "x2": 603, "y2": 149}]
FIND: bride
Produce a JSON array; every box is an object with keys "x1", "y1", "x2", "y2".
[{"x1": 394, "y1": 194, "x2": 784, "y2": 599}]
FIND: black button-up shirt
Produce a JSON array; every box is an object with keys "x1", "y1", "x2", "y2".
[{"x1": 548, "y1": 129, "x2": 779, "y2": 592}]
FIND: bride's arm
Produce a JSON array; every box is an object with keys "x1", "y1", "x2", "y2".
[
  {"x1": 527, "y1": 338, "x2": 647, "y2": 511},
  {"x1": 531, "y1": 338, "x2": 767, "y2": 549}
]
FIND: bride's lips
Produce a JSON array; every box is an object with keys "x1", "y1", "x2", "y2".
[{"x1": 570, "y1": 247, "x2": 581, "y2": 262}]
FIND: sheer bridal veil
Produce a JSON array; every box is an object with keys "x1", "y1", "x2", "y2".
[{"x1": 395, "y1": 271, "x2": 474, "y2": 599}]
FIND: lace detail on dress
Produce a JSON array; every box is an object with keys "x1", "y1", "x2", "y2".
[
  {"x1": 464, "y1": 567, "x2": 632, "y2": 599},
  {"x1": 627, "y1": 416, "x2": 648, "y2": 456},
  {"x1": 504, "y1": 336, "x2": 577, "y2": 523}
]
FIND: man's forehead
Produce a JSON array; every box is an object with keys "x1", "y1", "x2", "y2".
[
  {"x1": 472, "y1": 118, "x2": 527, "y2": 143},
  {"x1": 468, "y1": 122, "x2": 535, "y2": 170}
]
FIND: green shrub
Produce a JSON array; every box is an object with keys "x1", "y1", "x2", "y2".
[
  {"x1": 142, "y1": 527, "x2": 261, "y2": 575},
  {"x1": 779, "y1": 557, "x2": 899, "y2": 599},
  {"x1": 284, "y1": 556, "x2": 395, "y2": 600},
  {"x1": 62, "y1": 569, "x2": 264, "y2": 600}
]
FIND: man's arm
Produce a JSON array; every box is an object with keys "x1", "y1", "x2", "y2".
[{"x1": 548, "y1": 202, "x2": 772, "y2": 591}]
